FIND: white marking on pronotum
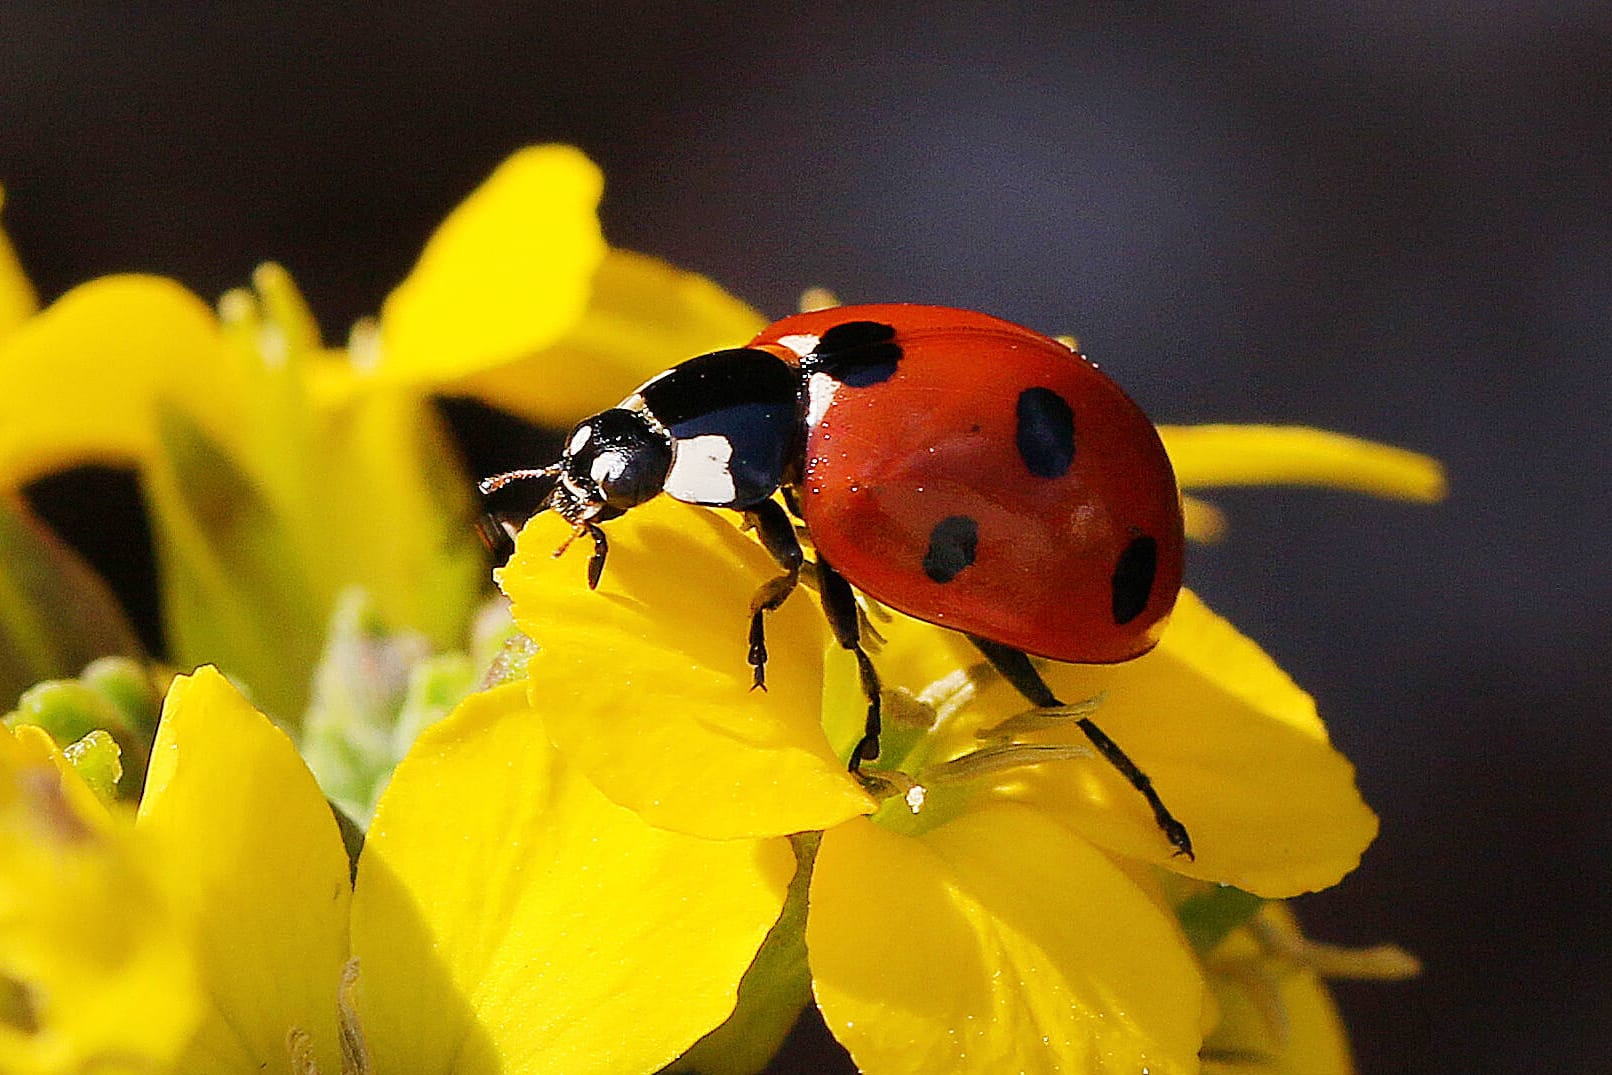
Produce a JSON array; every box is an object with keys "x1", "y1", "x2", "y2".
[
  {"x1": 664, "y1": 434, "x2": 738, "y2": 504},
  {"x1": 776, "y1": 332, "x2": 819, "y2": 359},
  {"x1": 805, "y1": 370, "x2": 840, "y2": 428}
]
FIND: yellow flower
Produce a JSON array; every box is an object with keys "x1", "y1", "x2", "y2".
[
  {"x1": 1, "y1": 665, "x2": 792, "y2": 1074},
  {"x1": 497, "y1": 423, "x2": 1440, "y2": 1073},
  {"x1": 0, "y1": 719, "x2": 197, "y2": 1075},
  {"x1": 0, "y1": 148, "x2": 759, "y2": 721},
  {"x1": 0, "y1": 186, "x2": 38, "y2": 336}
]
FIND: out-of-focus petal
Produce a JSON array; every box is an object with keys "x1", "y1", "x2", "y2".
[
  {"x1": 500, "y1": 499, "x2": 875, "y2": 839},
  {"x1": 136, "y1": 667, "x2": 352, "y2": 1075},
  {"x1": 0, "y1": 275, "x2": 237, "y2": 489},
  {"x1": 1160, "y1": 425, "x2": 1445, "y2": 502},
  {"x1": 142, "y1": 411, "x2": 329, "y2": 724},
  {"x1": 452, "y1": 248, "x2": 766, "y2": 427},
  {"x1": 0, "y1": 188, "x2": 37, "y2": 339},
  {"x1": 379, "y1": 146, "x2": 607, "y2": 385},
  {"x1": 808, "y1": 808, "x2": 1201, "y2": 1075},
  {"x1": 305, "y1": 389, "x2": 486, "y2": 650},
  {"x1": 0, "y1": 496, "x2": 143, "y2": 706},
  {"x1": 0, "y1": 724, "x2": 200, "y2": 1075},
  {"x1": 1182, "y1": 493, "x2": 1228, "y2": 541},
  {"x1": 352, "y1": 682, "x2": 795, "y2": 1075},
  {"x1": 1202, "y1": 905, "x2": 1355, "y2": 1075}
]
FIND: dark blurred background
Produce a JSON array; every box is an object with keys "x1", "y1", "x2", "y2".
[{"x1": 2, "y1": 4, "x2": 1607, "y2": 1072}]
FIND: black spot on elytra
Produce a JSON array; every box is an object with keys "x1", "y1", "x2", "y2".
[
  {"x1": 802, "y1": 321, "x2": 902, "y2": 386},
  {"x1": 923, "y1": 515, "x2": 979, "y2": 583},
  {"x1": 1111, "y1": 535, "x2": 1157, "y2": 624},
  {"x1": 1016, "y1": 386, "x2": 1075, "y2": 478}
]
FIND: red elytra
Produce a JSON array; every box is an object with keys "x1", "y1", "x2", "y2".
[{"x1": 752, "y1": 304, "x2": 1185, "y2": 664}]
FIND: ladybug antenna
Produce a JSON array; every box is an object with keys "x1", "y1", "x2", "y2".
[
  {"x1": 477, "y1": 464, "x2": 562, "y2": 499},
  {"x1": 475, "y1": 464, "x2": 562, "y2": 560}
]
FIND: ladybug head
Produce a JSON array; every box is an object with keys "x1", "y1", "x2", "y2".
[
  {"x1": 552, "y1": 407, "x2": 673, "y2": 519},
  {"x1": 476, "y1": 407, "x2": 672, "y2": 558}
]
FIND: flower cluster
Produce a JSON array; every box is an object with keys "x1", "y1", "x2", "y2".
[{"x1": 0, "y1": 150, "x2": 1435, "y2": 1073}]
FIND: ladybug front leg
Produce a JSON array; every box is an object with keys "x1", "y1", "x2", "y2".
[
  {"x1": 817, "y1": 557, "x2": 883, "y2": 770},
  {"x1": 968, "y1": 635, "x2": 1194, "y2": 860},
  {"x1": 743, "y1": 499, "x2": 804, "y2": 690}
]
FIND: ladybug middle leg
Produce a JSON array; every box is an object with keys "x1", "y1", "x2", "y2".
[
  {"x1": 753, "y1": 490, "x2": 882, "y2": 768},
  {"x1": 968, "y1": 635, "x2": 1194, "y2": 860},
  {"x1": 743, "y1": 498, "x2": 804, "y2": 691}
]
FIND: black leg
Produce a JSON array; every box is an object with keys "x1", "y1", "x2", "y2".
[
  {"x1": 781, "y1": 483, "x2": 805, "y2": 520},
  {"x1": 968, "y1": 635, "x2": 1194, "y2": 859},
  {"x1": 818, "y1": 557, "x2": 883, "y2": 770},
  {"x1": 743, "y1": 500, "x2": 804, "y2": 690},
  {"x1": 583, "y1": 523, "x2": 609, "y2": 590}
]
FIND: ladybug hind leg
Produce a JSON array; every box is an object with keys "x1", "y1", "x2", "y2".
[
  {"x1": 968, "y1": 635, "x2": 1194, "y2": 860},
  {"x1": 743, "y1": 499, "x2": 804, "y2": 690},
  {"x1": 817, "y1": 557, "x2": 883, "y2": 770}
]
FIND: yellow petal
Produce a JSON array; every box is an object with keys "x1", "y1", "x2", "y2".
[
  {"x1": 1160, "y1": 424, "x2": 1446, "y2": 501},
  {"x1": 0, "y1": 495, "x2": 144, "y2": 705},
  {"x1": 0, "y1": 274, "x2": 238, "y2": 490},
  {"x1": 141, "y1": 410, "x2": 332, "y2": 724},
  {"x1": 0, "y1": 187, "x2": 38, "y2": 339},
  {"x1": 143, "y1": 326, "x2": 480, "y2": 720},
  {"x1": 351, "y1": 681, "x2": 795, "y2": 1075},
  {"x1": 379, "y1": 146, "x2": 607, "y2": 385},
  {"x1": 1280, "y1": 982, "x2": 1354, "y2": 1075},
  {"x1": 1000, "y1": 591, "x2": 1379, "y2": 896},
  {"x1": 1182, "y1": 493, "x2": 1228, "y2": 542},
  {"x1": 808, "y1": 808, "x2": 1202, "y2": 1075},
  {"x1": 451, "y1": 248, "x2": 767, "y2": 428},
  {"x1": 0, "y1": 725, "x2": 200, "y2": 1075},
  {"x1": 1203, "y1": 906, "x2": 1355, "y2": 1075},
  {"x1": 136, "y1": 667, "x2": 353, "y2": 1075},
  {"x1": 501, "y1": 498, "x2": 875, "y2": 839},
  {"x1": 303, "y1": 388, "x2": 487, "y2": 649}
]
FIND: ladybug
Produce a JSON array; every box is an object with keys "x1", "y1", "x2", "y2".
[{"x1": 480, "y1": 304, "x2": 1191, "y2": 857}]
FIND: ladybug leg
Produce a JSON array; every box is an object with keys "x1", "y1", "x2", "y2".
[
  {"x1": 781, "y1": 483, "x2": 806, "y2": 520},
  {"x1": 817, "y1": 557, "x2": 883, "y2": 770},
  {"x1": 581, "y1": 522, "x2": 609, "y2": 590},
  {"x1": 743, "y1": 499, "x2": 804, "y2": 691},
  {"x1": 968, "y1": 636, "x2": 1194, "y2": 860}
]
